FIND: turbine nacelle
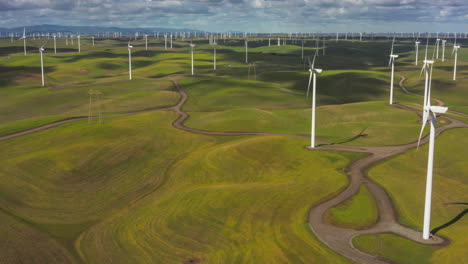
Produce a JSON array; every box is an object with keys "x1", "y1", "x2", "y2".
[
  {"x1": 429, "y1": 106, "x2": 448, "y2": 114},
  {"x1": 390, "y1": 54, "x2": 399, "y2": 58},
  {"x1": 309, "y1": 68, "x2": 322, "y2": 74}
]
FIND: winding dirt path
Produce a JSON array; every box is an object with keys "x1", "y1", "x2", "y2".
[
  {"x1": 1, "y1": 76, "x2": 467, "y2": 264},
  {"x1": 396, "y1": 74, "x2": 468, "y2": 117},
  {"x1": 306, "y1": 76, "x2": 468, "y2": 264}
]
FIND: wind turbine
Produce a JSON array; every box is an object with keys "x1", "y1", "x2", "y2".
[
  {"x1": 39, "y1": 42, "x2": 47, "y2": 87},
  {"x1": 53, "y1": 34, "x2": 57, "y2": 54},
  {"x1": 452, "y1": 38, "x2": 460, "y2": 81},
  {"x1": 435, "y1": 39, "x2": 440, "y2": 59},
  {"x1": 388, "y1": 37, "x2": 399, "y2": 105},
  {"x1": 19, "y1": 28, "x2": 27, "y2": 56},
  {"x1": 77, "y1": 35, "x2": 81, "y2": 53},
  {"x1": 164, "y1": 34, "x2": 167, "y2": 50},
  {"x1": 145, "y1": 34, "x2": 148, "y2": 50},
  {"x1": 190, "y1": 43, "x2": 195, "y2": 76},
  {"x1": 323, "y1": 38, "x2": 326, "y2": 56},
  {"x1": 92, "y1": 36, "x2": 95, "y2": 47},
  {"x1": 441, "y1": 39, "x2": 446, "y2": 62},
  {"x1": 213, "y1": 42, "x2": 217, "y2": 70},
  {"x1": 128, "y1": 40, "x2": 133, "y2": 80},
  {"x1": 417, "y1": 69, "x2": 448, "y2": 240},
  {"x1": 306, "y1": 51, "x2": 322, "y2": 148},
  {"x1": 415, "y1": 40, "x2": 420, "y2": 65},
  {"x1": 245, "y1": 39, "x2": 248, "y2": 64},
  {"x1": 170, "y1": 34, "x2": 173, "y2": 49}
]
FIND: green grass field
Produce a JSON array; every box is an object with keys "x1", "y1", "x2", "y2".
[
  {"x1": 324, "y1": 185, "x2": 378, "y2": 229},
  {"x1": 353, "y1": 233, "x2": 441, "y2": 264},
  {"x1": 367, "y1": 128, "x2": 468, "y2": 264},
  {"x1": 186, "y1": 101, "x2": 423, "y2": 146},
  {"x1": 0, "y1": 110, "x2": 362, "y2": 263}
]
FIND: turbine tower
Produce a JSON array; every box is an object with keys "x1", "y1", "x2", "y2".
[
  {"x1": 452, "y1": 38, "x2": 460, "y2": 81},
  {"x1": 39, "y1": 42, "x2": 47, "y2": 87},
  {"x1": 415, "y1": 40, "x2": 420, "y2": 65},
  {"x1": 53, "y1": 34, "x2": 57, "y2": 54},
  {"x1": 145, "y1": 34, "x2": 148, "y2": 51},
  {"x1": 245, "y1": 39, "x2": 249, "y2": 64},
  {"x1": 441, "y1": 39, "x2": 446, "y2": 62},
  {"x1": 306, "y1": 51, "x2": 322, "y2": 148},
  {"x1": 213, "y1": 42, "x2": 217, "y2": 70},
  {"x1": 190, "y1": 43, "x2": 195, "y2": 76},
  {"x1": 388, "y1": 37, "x2": 399, "y2": 105},
  {"x1": 19, "y1": 28, "x2": 27, "y2": 56},
  {"x1": 77, "y1": 35, "x2": 81, "y2": 53},
  {"x1": 417, "y1": 78, "x2": 448, "y2": 240},
  {"x1": 128, "y1": 40, "x2": 133, "y2": 80}
]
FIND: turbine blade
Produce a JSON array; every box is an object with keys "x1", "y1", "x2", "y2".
[
  {"x1": 306, "y1": 72, "x2": 313, "y2": 97},
  {"x1": 417, "y1": 109, "x2": 429, "y2": 148},
  {"x1": 312, "y1": 51, "x2": 317, "y2": 68},
  {"x1": 424, "y1": 38, "x2": 429, "y2": 60},
  {"x1": 391, "y1": 36, "x2": 395, "y2": 55},
  {"x1": 420, "y1": 64, "x2": 426, "y2": 77}
]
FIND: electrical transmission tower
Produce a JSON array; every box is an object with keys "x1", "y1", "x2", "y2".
[
  {"x1": 248, "y1": 62, "x2": 256, "y2": 80},
  {"x1": 88, "y1": 89, "x2": 102, "y2": 124}
]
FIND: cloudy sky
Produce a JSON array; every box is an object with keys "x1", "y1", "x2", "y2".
[{"x1": 0, "y1": 0, "x2": 467, "y2": 32}]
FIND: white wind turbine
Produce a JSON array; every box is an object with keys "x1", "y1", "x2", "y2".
[
  {"x1": 39, "y1": 42, "x2": 47, "y2": 87},
  {"x1": 415, "y1": 40, "x2": 420, "y2": 65},
  {"x1": 128, "y1": 40, "x2": 133, "y2": 80},
  {"x1": 213, "y1": 42, "x2": 217, "y2": 70},
  {"x1": 164, "y1": 34, "x2": 167, "y2": 50},
  {"x1": 145, "y1": 34, "x2": 148, "y2": 50},
  {"x1": 441, "y1": 39, "x2": 446, "y2": 62},
  {"x1": 452, "y1": 37, "x2": 460, "y2": 81},
  {"x1": 18, "y1": 28, "x2": 27, "y2": 56},
  {"x1": 53, "y1": 34, "x2": 57, "y2": 54},
  {"x1": 170, "y1": 34, "x2": 173, "y2": 49},
  {"x1": 435, "y1": 38, "x2": 440, "y2": 59},
  {"x1": 77, "y1": 35, "x2": 81, "y2": 53},
  {"x1": 92, "y1": 36, "x2": 95, "y2": 47},
  {"x1": 417, "y1": 47, "x2": 448, "y2": 239},
  {"x1": 306, "y1": 51, "x2": 322, "y2": 148},
  {"x1": 190, "y1": 43, "x2": 195, "y2": 76},
  {"x1": 301, "y1": 39, "x2": 304, "y2": 61},
  {"x1": 388, "y1": 37, "x2": 399, "y2": 105},
  {"x1": 245, "y1": 39, "x2": 248, "y2": 64}
]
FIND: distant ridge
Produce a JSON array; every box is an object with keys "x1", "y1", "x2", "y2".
[{"x1": 0, "y1": 24, "x2": 203, "y2": 34}]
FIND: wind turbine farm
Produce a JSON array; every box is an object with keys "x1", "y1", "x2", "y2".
[{"x1": 0, "y1": 1, "x2": 467, "y2": 264}]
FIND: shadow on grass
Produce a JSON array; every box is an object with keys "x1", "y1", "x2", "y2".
[
  {"x1": 0, "y1": 65, "x2": 56, "y2": 87},
  {"x1": 317, "y1": 128, "x2": 368, "y2": 146},
  {"x1": 431, "y1": 204, "x2": 468, "y2": 235}
]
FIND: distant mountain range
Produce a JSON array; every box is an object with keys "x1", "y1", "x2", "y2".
[{"x1": 0, "y1": 24, "x2": 204, "y2": 35}]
